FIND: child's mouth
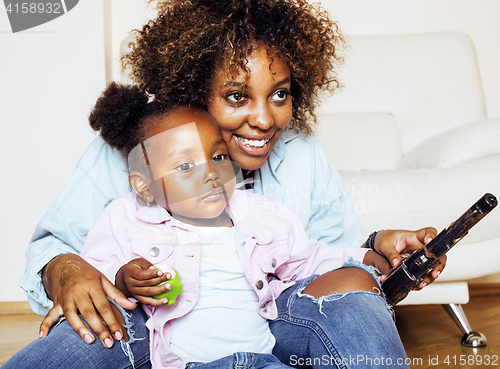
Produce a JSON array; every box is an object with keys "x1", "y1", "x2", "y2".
[{"x1": 202, "y1": 187, "x2": 225, "y2": 200}]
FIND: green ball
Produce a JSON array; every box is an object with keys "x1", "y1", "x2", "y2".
[{"x1": 153, "y1": 265, "x2": 183, "y2": 305}]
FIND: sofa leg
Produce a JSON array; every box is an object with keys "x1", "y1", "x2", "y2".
[{"x1": 442, "y1": 303, "x2": 487, "y2": 347}]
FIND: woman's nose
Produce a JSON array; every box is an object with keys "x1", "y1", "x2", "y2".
[{"x1": 250, "y1": 102, "x2": 274, "y2": 130}]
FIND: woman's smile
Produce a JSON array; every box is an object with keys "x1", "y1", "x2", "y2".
[{"x1": 233, "y1": 133, "x2": 274, "y2": 156}]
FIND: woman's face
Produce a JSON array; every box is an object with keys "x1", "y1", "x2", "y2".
[{"x1": 207, "y1": 45, "x2": 293, "y2": 171}]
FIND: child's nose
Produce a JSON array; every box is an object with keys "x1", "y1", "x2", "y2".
[{"x1": 203, "y1": 163, "x2": 220, "y2": 184}]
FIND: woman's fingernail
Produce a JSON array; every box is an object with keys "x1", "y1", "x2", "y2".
[
  {"x1": 84, "y1": 334, "x2": 93, "y2": 344},
  {"x1": 166, "y1": 272, "x2": 172, "y2": 280},
  {"x1": 392, "y1": 258, "x2": 399, "y2": 267},
  {"x1": 104, "y1": 338, "x2": 113, "y2": 348},
  {"x1": 163, "y1": 298, "x2": 169, "y2": 305},
  {"x1": 39, "y1": 331, "x2": 44, "y2": 338},
  {"x1": 157, "y1": 269, "x2": 163, "y2": 276},
  {"x1": 435, "y1": 270, "x2": 441, "y2": 277},
  {"x1": 114, "y1": 331, "x2": 123, "y2": 341},
  {"x1": 420, "y1": 282, "x2": 428, "y2": 288}
]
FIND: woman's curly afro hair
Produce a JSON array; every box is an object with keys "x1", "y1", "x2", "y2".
[{"x1": 122, "y1": 0, "x2": 345, "y2": 135}]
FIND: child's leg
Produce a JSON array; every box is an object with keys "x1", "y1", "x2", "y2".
[
  {"x1": 185, "y1": 352, "x2": 293, "y2": 368},
  {"x1": 2, "y1": 304, "x2": 150, "y2": 369},
  {"x1": 270, "y1": 265, "x2": 410, "y2": 369}
]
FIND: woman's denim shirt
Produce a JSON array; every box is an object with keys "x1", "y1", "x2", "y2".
[{"x1": 20, "y1": 130, "x2": 366, "y2": 316}]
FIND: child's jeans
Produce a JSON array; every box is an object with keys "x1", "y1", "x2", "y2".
[{"x1": 185, "y1": 352, "x2": 292, "y2": 368}]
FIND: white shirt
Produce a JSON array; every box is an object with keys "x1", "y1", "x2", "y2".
[{"x1": 169, "y1": 225, "x2": 275, "y2": 363}]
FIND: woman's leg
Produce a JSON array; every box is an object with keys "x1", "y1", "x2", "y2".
[
  {"x1": 270, "y1": 264, "x2": 409, "y2": 369},
  {"x1": 2, "y1": 304, "x2": 150, "y2": 369},
  {"x1": 186, "y1": 352, "x2": 293, "y2": 369}
]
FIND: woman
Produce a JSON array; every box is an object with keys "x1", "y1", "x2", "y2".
[{"x1": 12, "y1": 0, "x2": 444, "y2": 368}]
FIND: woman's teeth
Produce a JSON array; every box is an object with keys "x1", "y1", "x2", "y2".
[{"x1": 237, "y1": 136, "x2": 271, "y2": 148}]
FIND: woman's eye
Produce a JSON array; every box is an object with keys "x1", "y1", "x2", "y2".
[
  {"x1": 226, "y1": 92, "x2": 246, "y2": 104},
  {"x1": 213, "y1": 154, "x2": 226, "y2": 163},
  {"x1": 271, "y1": 89, "x2": 289, "y2": 102},
  {"x1": 176, "y1": 163, "x2": 194, "y2": 171}
]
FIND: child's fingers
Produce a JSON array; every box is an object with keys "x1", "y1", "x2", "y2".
[
  {"x1": 128, "y1": 258, "x2": 165, "y2": 281},
  {"x1": 127, "y1": 273, "x2": 168, "y2": 287},
  {"x1": 135, "y1": 295, "x2": 169, "y2": 307},
  {"x1": 129, "y1": 282, "x2": 171, "y2": 298}
]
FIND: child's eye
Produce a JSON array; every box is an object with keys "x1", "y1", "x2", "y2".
[
  {"x1": 212, "y1": 154, "x2": 226, "y2": 163},
  {"x1": 175, "y1": 163, "x2": 194, "y2": 171},
  {"x1": 271, "y1": 89, "x2": 289, "y2": 102}
]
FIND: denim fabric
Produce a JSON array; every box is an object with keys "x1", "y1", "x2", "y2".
[
  {"x1": 270, "y1": 276, "x2": 409, "y2": 369},
  {"x1": 185, "y1": 352, "x2": 293, "y2": 369},
  {"x1": 2, "y1": 305, "x2": 151, "y2": 369}
]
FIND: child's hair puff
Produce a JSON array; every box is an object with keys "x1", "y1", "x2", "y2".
[{"x1": 89, "y1": 82, "x2": 167, "y2": 158}]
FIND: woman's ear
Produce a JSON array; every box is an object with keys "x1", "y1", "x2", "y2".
[{"x1": 129, "y1": 171, "x2": 154, "y2": 206}]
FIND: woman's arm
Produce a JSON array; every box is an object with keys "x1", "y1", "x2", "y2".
[{"x1": 22, "y1": 136, "x2": 134, "y2": 346}]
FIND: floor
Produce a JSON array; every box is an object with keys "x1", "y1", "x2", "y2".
[
  {"x1": 395, "y1": 295, "x2": 500, "y2": 368},
  {"x1": 1, "y1": 291, "x2": 499, "y2": 368}
]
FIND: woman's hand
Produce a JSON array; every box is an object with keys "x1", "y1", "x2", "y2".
[
  {"x1": 362, "y1": 250, "x2": 392, "y2": 277},
  {"x1": 39, "y1": 254, "x2": 136, "y2": 348},
  {"x1": 371, "y1": 228, "x2": 447, "y2": 289},
  {"x1": 115, "y1": 258, "x2": 172, "y2": 307}
]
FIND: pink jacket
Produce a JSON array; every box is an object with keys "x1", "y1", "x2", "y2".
[{"x1": 81, "y1": 190, "x2": 369, "y2": 369}]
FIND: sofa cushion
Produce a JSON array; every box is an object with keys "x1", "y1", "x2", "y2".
[
  {"x1": 397, "y1": 117, "x2": 500, "y2": 169},
  {"x1": 319, "y1": 33, "x2": 487, "y2": 153},
  {"x1": 316, "y1": 112, "x2": 403, "y2": 171}
]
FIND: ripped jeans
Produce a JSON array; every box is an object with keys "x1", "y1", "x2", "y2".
[
  {"x1": 270, "y1": 263, "x2": 410, "y2": 369},
  {"x1": 2, "y1": 302, "x2": 150, "y2": 369}
]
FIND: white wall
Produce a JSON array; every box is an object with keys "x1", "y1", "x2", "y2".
[
  {"x1": 0, "y1": 1, "x2": 105, "y2": 301},
  {"x1": 1, "y1": 0, "x2": 499, "y2": 302}
]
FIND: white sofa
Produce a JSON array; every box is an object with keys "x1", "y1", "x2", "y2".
[{"x1": 316, "y1": 32, "x2": 500, "y2": 346}]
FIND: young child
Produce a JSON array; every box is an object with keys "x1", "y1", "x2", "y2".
[{"x1": 81, "y1": 82, "x2": 384, "y2": 369}]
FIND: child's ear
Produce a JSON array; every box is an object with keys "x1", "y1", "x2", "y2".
[{"x1": 129, "y1": 171, "x2": 154, "y2": 206}]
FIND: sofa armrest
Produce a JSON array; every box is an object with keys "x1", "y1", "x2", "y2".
[{"x1": 397, "y1": 117, "x2": 500, "y2": 169}]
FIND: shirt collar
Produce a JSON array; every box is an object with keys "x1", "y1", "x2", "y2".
[
  {"x1": 133, "y1": 192, "x2": 173, "y2": 224},
  {"x1": 267, "y1": 128, "x2": 299, "y2": 172}
]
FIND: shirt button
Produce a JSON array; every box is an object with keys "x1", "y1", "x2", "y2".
[
  {"x1": 271, "y1": 258, "x2": 277, "y2": 268},
  {"x1": 150, "y1": 247, "x2": 160, "y2": 257},
  {"x1": 255, "y1": 280, "x2": 264, "y2": 290}
]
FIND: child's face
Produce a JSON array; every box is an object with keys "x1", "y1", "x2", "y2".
[
  {"x1": 207, "y1": 44, "x2": 293, "y2": 171},
  {"x1": 136, "y1": 108, "x2": 236, "y2": 226}
]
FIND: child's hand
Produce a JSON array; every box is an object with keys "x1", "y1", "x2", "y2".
[
  {"x1": 362, "y1": 250, "x2": 391, "y2": 280},
  {"x1": 115, "y1": 258, "x2": 173, "y2": 306}
]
